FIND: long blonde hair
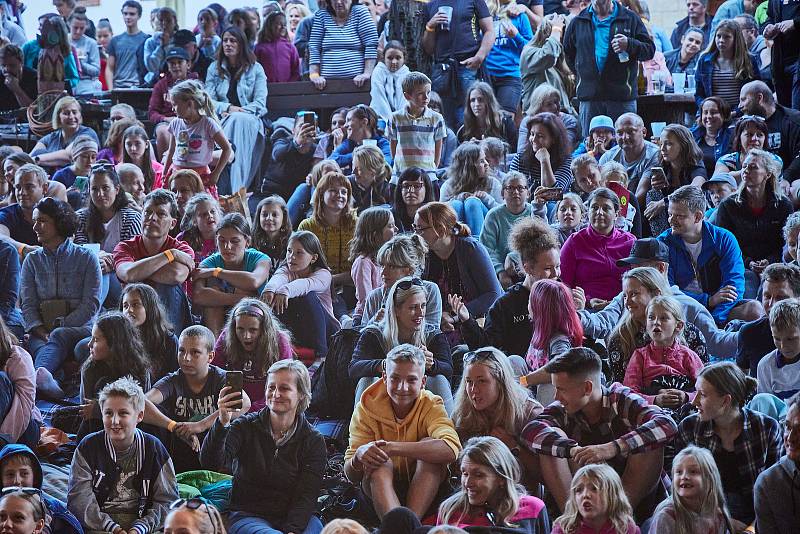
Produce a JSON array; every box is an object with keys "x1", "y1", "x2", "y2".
[
  {"x1": 169, "y1": 79, "x2": 218, "y2": 122},
  {"x1": 485, "y1": 0, "x2": 517, "y2": 19},
  {"x1": 658, "y1": 446, "x2": 732, "y2": 534},
  {"x1": 378, "y1": 277, "x2": 427, "y2": 348},
  {"x1": 610, "y1": 267, "x2": 673, "y2": 361},
  {"x1": 352, "y1": 144, "x2": 392, "y2": 185},
  {"x1": 452, "y1": 347, "x2": 532, "y2": 438},
  {"x1": 554, "y1": 464, "x2": 634, "y2": 534},
  {"x1": 439, "y1": 436, "x2": 525, "y2": 527}
]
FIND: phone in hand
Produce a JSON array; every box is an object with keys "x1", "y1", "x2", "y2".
[
  {"x1": 544, "y1": 187, "x2": 563, "y2": 201},
  {"x1": 651, "y1": 166, "x2": 667, "y2": 189},
  {"x1": 302, "y1": 111, "x2": 317, "y2": 130},
  {"x1": 73, "y1": 176, "x2": 88, "y2": 192},
  {"x1": 225, "y1": 371, "x2": 244, "y2": 410}
]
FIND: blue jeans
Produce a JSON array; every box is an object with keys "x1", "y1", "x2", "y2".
[
  {"x1": 152, "y1": 283, "x2": 193, "y2": 333},
  {"x1": 488, "y1": 75, "x2": 522, "y2": 114},
  {"x1": 99, "y1": 272, "x2": 122, "y2": 309},
  {"x1": 276, "y1": 294, "x2": 339, "y2": 359},
  {"x1": 449, "y1": 197, "x2": 489, "y2": 236},
  {"x1": 431, "y1": 62, "x2": 480, "y2": 129},
  {"x1": 229, "y1": 513, "x2": 323, "y2": 534},
  {"x1": 287, "y1": 184, "x2": 314, "y2": 228},
  {"x1": 27, "y1": 326, "x2": 92, "y2": 374},
  {"x1": 578, "y1": 100, "x2": 638, "y2": 143}
]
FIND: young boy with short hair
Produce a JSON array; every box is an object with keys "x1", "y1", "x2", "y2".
[
  {"x1": 142, "y1": 325, "x2": 249, "y2": 472},
  {"x1": 387, "y1": 71, "x2": 446, "y2": 174},
  {"x1": 68, "y1": 377, "x2": 178, "y2": 534},
  {"x1": 0, "y1": 444, "x2": 83, "y2": 534},
  {"x1": 760, "y1": 299, "x2": 800, "y2": 399},
  {"x1": 702, "y1": 173, "x2": 737, "y2": 220}
]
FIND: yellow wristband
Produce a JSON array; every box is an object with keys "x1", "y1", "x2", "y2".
[
  {"x1": 309, "y1": 73, "x2": 320, "y2": 80},
  {"x1": 519, "y1": 375, "x2": 529, "y2": 387},
  {"x1": 213, "y1": 267, "x2": 222, "y2": 278},
  {"x1": 167, "y1": 420, "x2": 177, "y2": 433},
  {"x1": 163, "y1": 249, "x2": 175, "y2": 263}
]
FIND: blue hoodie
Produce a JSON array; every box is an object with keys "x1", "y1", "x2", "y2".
[{"x1": 0, "y1": 444, "x2": 84, "y2": 534}]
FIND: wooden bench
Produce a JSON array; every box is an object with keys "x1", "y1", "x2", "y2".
[{"x1": 267, "y1": 79, "x2": 371, "y2": 125}]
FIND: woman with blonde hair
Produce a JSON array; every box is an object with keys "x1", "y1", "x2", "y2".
[
  {"x1": 520, "y1": 17, "x2": 576, "y2": 123},
  {"x1": 415, "y1": 202, "x2": 501, "y2": 336},
  {"x1": 165, "y1": 499, "x2": 227, "y2": 534},
  {"x1": 350, "y1": 144, "x2": 393, "y2": 212},
  {"x1": 437, "y1": 436, "x2": 546, "y2": 529},
  {"x1": 608, "y1": 267, "x2": 707, "y2": 384},
  {"x1": 30, "y1": 96, "x2": 100, "y2": 168},
  {"x1": 350, "y1": 276, "x2": 454, "y2": 412}
]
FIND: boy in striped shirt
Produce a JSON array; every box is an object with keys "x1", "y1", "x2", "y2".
[{"x1": 387, "y1": 72, "x2": 446, "y2": 174}]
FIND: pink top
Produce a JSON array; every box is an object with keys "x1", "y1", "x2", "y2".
[
  {"x1": 623, "y1": 341, "x2": 704, "y2": 404},
  {"x1": 254, "y1": 39, "x2": 301, "y2": 82},
  {"x1": 437, "y1": 496, "x2": 545, "y2": 528},
  {"x1": 552, "y1": 518, "x2": 640, "y2": 534},
  {"x1": 351, "y1": 255, "x2": 382, "y2": 317},
  {"x1": 168, "y1": 116, "x2": 222, "y2": 169},
  {"x1": 264, "y1": 265, "x2": 336, "y2": 320},
  {"x1": 560, "y1": 225, "x2": 637, "y2": 301},
  {"x1": 0, "y1": 346, "x2": 42, "y2": 441}
]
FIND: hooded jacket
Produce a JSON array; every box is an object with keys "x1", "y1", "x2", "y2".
[
  {"x1": 0, "y1": 444, "x2": 84, "y2": 534},
  {"x1": 563, "y1": 2, "x2": 655, "y2": 102},
  {"x1": 199, "y1": 410, "x2": 326, "y2": 533},
  {"x1": 345, "y1": 378, "x2": 461, "y2": 483},
  {"x1": 755, "y1": 455, "x2": 800, "y2": 532}
]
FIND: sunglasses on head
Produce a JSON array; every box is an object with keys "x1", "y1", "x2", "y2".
[
  {"x1": 1, "y1": 487, "x2": 46, "y2": 520},
  {"x1": 90, "y1": 162, "x2": 115, "y2": 173},
  {"x1": 170, "y1": 497, "x2": 216, "y2": 531},
  {"x1": 395, "y1": 277, "x2": 423, "y2": 291},
  {"x1": 463, "y1": 349, "x2": 496, "y2": 365}
]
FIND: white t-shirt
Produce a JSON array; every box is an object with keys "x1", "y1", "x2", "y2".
[
  {"x1": 683, "y1": 238, "x2": 703, "y2": 294},
  {"x1": 168, "y1": 116, "x2": 222, "y2": 169}
]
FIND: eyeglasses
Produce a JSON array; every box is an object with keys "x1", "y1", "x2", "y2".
[
  {"x1": 1, "y1": 487, "x2": 46, "y2": 521},
  {"x1": 170, "y1": 498, "x2": 216, "y2": 531},
  {"x1": 90, "y1": 162, "x2": 115, "y2": 172},
  {"x1": 395, "y1": 277, "x2": 423, "y2": 291},
  {"x1": 401, "y1": 182, "x2": 425, "y2": 191},
  {"x1": 463, "y1": 349, "x2": 496, "y2": 365},
  {"x1": 503, "y1": 185, "x2": 528, "y2": 193}
]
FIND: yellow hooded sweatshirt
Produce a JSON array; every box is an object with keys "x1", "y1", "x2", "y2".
[{"x1": 345, "y1": 377, "x2": 462, "y2": 484}]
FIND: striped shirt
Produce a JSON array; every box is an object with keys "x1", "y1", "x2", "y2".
[
  {"x1": 711, "y1": 64, "x2": 741, "y2": 109},
  {"x1": 387, "y1": 105, "x2": 447, "y2": 172},
  {"x1": 509, "y1": 152, "x2": 574, "y2": 192},
  {"x1": 309, "y1": 5, "x2": 378, "y2": 79}
]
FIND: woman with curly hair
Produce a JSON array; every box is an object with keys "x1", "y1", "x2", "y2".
[{"x1": 510, "y1": 112, "x2": 573, "y2": 192}]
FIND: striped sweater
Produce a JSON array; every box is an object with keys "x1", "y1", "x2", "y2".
[{"x1": 309, "y1": 5, "x2": 378, "y2": 78}]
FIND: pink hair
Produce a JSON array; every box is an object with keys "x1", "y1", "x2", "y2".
[{"x1": 529, "y1": 279, "x2": 583, "y2": 351}]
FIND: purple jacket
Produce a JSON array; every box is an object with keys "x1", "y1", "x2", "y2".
[
  {"x1": 560, "y1": 225, "x2": 636, "y2": 301},
  {"x1": 254, "y1": 39, "x2": 300, "y2": 83}
]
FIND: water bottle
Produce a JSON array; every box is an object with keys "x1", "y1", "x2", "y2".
[{"x1": 617, "y1": 51, "x2": 629, "y2": 63}]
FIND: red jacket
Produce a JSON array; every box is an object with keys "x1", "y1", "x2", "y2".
[{"x1": 148, "y1": 71, "x2": 199, "y2": 123}]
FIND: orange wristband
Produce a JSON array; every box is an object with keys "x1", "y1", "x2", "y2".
[
  {"x1": 213, "y1": 267, "x2": 222, "y2": 278},
  {"x1": 309, "y1": 73, "x2": 320, "y2": 80},
  {"x1": 167, "y1": 420, "x2": 177, "y2": 433},
  {"x1": 17, "y1": 245, "x2": 24, "y2": 257},
  {"x1": 163, "y1": 249, "x2": 175, "y2": 263}
]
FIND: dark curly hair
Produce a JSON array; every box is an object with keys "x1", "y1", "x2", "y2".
[
  {"x1": 520, "y1": 112, "x2": 571, "y2": 172},
  {"x1": 33, "y1": 197, "x2": 78, "y2": 239},
  {"x1": 508, "y1": 216, "x2": 560, "y2": 264}
]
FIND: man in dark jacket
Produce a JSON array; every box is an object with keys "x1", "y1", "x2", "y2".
[
  {"x1": 669, "y1": 0, "x2": 712, "y2": 50},
  {"x1": 171, "y1": 29, "x2": 212, "y2": 83},
  {"x1": 739, "y1": 81, "x2": 800, "y2": 187},
  {"x1": 764, "y1": 0, "x2": 800, "y2": 109},
  {"x1": 563, "y1": 0, "x2": 655, "y2": 136}
]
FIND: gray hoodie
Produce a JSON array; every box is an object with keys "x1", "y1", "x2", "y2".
[{"x1": 755, "y1": 455, "x2": 800, "y2": 533}]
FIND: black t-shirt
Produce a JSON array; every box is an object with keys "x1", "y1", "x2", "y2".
[
  {"x1": 0, "y1": 67, "x2": 37, "y2": 112},
  {"x1": 152, "y1": 365, "x2": 227, "y2": 422},
  {"x1": 424, "y1": 0, "x2": 491, "y2": 62}
]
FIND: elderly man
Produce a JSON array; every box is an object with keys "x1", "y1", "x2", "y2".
[{"x1": 599, "y1": 112, "x2": 660, "y2": 195}]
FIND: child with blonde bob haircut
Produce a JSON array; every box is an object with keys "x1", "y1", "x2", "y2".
[
  {"x1": 437, "y1": 436, "x2": 545, "y2": 529},
  {"x1": 552, "y1": 464, "x2": 639, "y2": 534},
  {"x1": 649, "y1": 446, "x2": 738, "y2": 534},
  {"x1": 350, "y1": 145, "x2": 393, "y2": 212}
]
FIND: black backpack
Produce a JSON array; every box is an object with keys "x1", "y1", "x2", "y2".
[{"x1": 308, "y1": 328, "x2": 360, "y2": 420}]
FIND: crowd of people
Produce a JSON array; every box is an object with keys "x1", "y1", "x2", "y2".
[{"x1": 0, "y1": 0, "x2": 799, "y2": 532}]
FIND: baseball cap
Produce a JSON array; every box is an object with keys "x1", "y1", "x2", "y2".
[
  {"x1": 171, "y1": 29, "x2": 196, "y2": 48},
  {"x1": 164, "y1": 46, "x2": 190, "y2": 64},
  {"x1": 702, "y1": 172, "x2": 737, "y2": 191},
  {"x1": 589, "y1": 115, "x2": 614, "y2": 134},
  {"x1": 616, "y1": 238, "x2": 669, "y2": 266}
]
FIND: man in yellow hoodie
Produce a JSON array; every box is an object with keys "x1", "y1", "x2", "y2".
[{"x1": 344, "y1": 344, "x2": 462, "y2": 519}]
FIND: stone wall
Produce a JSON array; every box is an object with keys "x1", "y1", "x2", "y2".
[{"x1": 648, "y1": 0, "x2": 687, "y2": 34}]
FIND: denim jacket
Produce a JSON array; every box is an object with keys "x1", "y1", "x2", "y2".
[
  {"x1": 204, "y1": 61, "x2": 268, "y2": 118},
  {"x1": 19, "y1": 239, "x2": 101, "y2": 331},
  {"x1": 694, "y1": 50, "x2": 760, "y2": 110}
]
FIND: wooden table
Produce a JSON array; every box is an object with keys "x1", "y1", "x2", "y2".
[
  {"x1": 267, "y1": 79, "x2": 371, "y2": 126},
  {"x1": 637, "y1": 92, "x2": 697, "y2": 131}
]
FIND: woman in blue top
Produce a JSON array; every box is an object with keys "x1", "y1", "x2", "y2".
[
  {"x1": 30, "y1": 96, "x2": 100, "y2": 169},
  {"x1": 194, "y1": 212, "x2": 272, "y2": 336},
  {"x1": 483, "y1": 0, "x2": 533, "y2": 114},
  {"x1": 330, "y1": 104, "x2": 392, "y2": 173}
]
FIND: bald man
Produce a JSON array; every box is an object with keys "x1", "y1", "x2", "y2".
[
  {"x1": 598, "y1": 112, "x2": 661, "y2": 195},
  {"x1": 738, "y1": 81, "x2": 800, "y2": 189}
]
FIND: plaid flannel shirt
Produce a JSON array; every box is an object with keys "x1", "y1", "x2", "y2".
[
  {"x1": 520, "y1": 383, "x2": 678, "y2": 458},
  {"x1": 675, "y1": 408, "x2": 782, "y2": 488}
]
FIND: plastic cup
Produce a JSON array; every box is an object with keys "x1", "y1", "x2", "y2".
[
  {"x1": 672, "y1": 72, "x2": 686, "y2": 94},
  {"x1": 651, "y1": 122, "x2": 667, "y2": 138},
  {"x1": 362, "y1": 139, "x2": 377, "y2": 147},
  {"x1": 438, "y1": 6, "x2": 453, "y2": 31},
  {"x1": 686, "y1": 74, "x2": 696, "y2": 94}
]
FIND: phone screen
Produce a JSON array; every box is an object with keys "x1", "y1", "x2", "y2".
[{"x1": 225, "y1": 371, "x2": 244, "y2": 410}]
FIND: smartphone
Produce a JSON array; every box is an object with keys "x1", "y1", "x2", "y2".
[
  {"x1": 73, "y1": 176, "x2": 88, "y2": 192},
  {"x1": 302, "y1": 111, "x2": 317, "y2": 130},
  {"x1": 544, "y1": 187, "x2": 563, "y2": 201},
  {"x1": 225, "y1": 371, "x2": 244, "y2": 410},
  {"x1": 651, "y1": 166, "x2": 667, "y2": 188}
]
